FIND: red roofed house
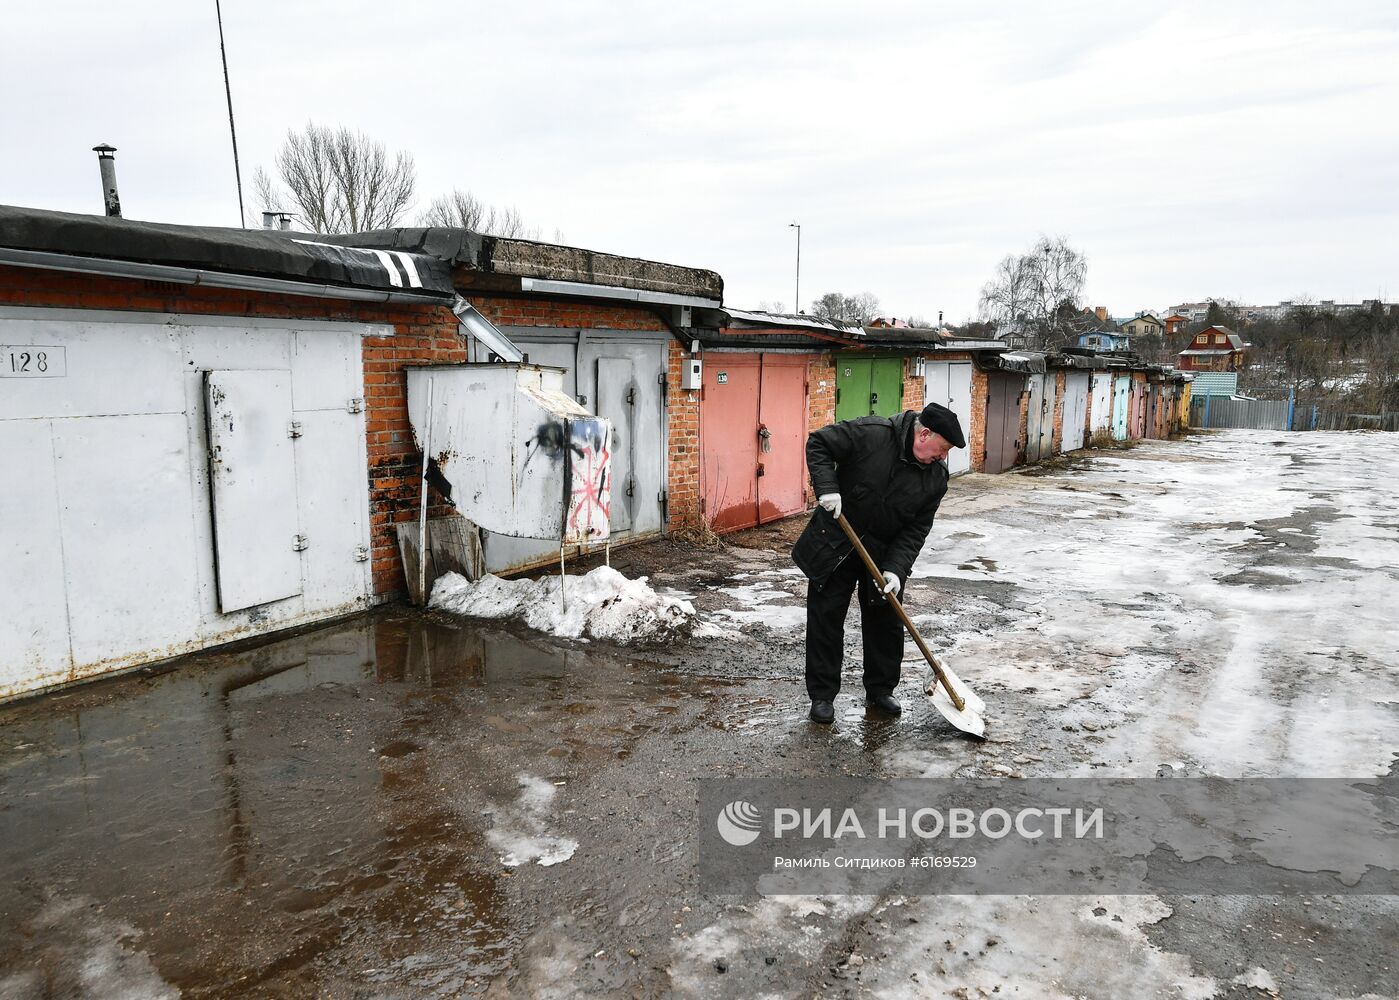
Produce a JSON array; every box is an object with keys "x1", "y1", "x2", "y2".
[{"x1": 1176, "y1": 325, "x2": 1247, "y2": 372}]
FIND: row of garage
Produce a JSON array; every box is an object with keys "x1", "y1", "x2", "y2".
[
  {"x1": 0, "y1": 204, "x2": 1187, "y2": 699},
  {"x1": 686, "y1": 321, "x2": 1190, "y2": 538}
]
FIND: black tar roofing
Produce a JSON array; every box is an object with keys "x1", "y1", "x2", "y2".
[
  {"x1": 0, "y1": 205, "x2": 456, "y2": 296},
  {"x1": 322, "y1": 227, "x2": 724, "y2": 301}
]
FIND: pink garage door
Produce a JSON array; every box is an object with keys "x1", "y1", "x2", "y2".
[
  {"x1": 700, "y1": 354, "x2": 810, "y2": 533},
  {"x1": 757, "y1": 356, "x2": 807, "y2": 524},
  {"x1": 701, "y1": 356, "x2": 762, "y2": 532}
]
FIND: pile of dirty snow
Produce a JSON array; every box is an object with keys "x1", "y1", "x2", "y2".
[{"x1": 430, "y1": 565, "x2": 699, "y2": 643}]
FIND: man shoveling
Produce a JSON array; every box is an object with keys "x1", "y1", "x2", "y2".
[{"x1": 792, "y1": 402, "x2": 965, "y2": 724}]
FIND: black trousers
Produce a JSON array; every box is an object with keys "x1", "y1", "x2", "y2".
[{"x1": 805, "y1": 553, "x2": 903, "y2": 702}]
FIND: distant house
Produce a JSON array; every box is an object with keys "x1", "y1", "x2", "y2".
[
  {"x1": 1119, "y1": 312, "x2": 1165, "y2": 339},
  {"x1": 1176, "y1": 325, "x2": 1247, "y2": 372},
  {"x1": 1076, "y1": 330, "x2": 1131, "y2": 352},
  {"x1": 1163, "y1": 313, "x2": 1189, "y2": 337}
]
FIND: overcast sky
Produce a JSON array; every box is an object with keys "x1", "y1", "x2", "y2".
[{"x1": 5, "y1": 1, "x2": 1397, "y2": 320}]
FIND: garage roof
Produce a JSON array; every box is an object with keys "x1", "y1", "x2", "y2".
[{"x1": 0, "y1": 205, "x2": 455, "y2": 297}]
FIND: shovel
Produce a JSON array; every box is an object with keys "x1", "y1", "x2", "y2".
[{"x1": 835, "y1": 513, "x2": 986, "y2": 739}]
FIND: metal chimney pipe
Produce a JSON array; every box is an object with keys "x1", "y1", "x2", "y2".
[
  {"x1": 92, "y1": 144, "x2": 121, "y2": 217},
  {"x1": 262, "y1": 211, "x2": 278, "y2": 229},
  {"x1": 278, "y1": 214, "x2": 292, "y2": 231}
]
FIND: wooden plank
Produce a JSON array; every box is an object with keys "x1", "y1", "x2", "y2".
[{"x1": 396, "y1": 516, "x2": 485, "y2": 605}]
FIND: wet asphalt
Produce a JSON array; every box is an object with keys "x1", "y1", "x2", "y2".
[{"x1": 0, "y1": 430, "x2": 1395, "y2": 998}]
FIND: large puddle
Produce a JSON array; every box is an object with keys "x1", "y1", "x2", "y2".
[{"x1": 0, "y1": 612, "x2": 689, "y2": 997}]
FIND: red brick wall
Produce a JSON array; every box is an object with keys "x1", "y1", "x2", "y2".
[
  {"x1": 1050, "y1": 370, "x2": 1067, "y2": 454},
  {"x1": 807, "y1": 353, "x2": 837, "y2": 432},
  {"x1": 902, "y1": 356, "x2": 926, "y2": 412},
  {"x1": 968, "y1": 369, "x2": 989, "y2": 472},
  {"x1": 0, "y1": 264, "x2": 464, "y2": 600},
  {"x1": 804, "y1": 353, "x2": 837, "y2": 507},
  {"x1": 467, "y1": 294, "x2": 666, "y2": 332},
  {"x1": 665, "y1": 339, "x2": 701, "y2": 530},
  {"x1": 1016, "y1": 383, "x2": 1030, "y2": 467}
]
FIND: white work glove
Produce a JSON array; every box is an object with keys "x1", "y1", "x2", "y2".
[
  {"x1": 817, "y1": 493, "x2": 842, "y2": 519},
  {"x1": 881, "y1": 571, "x2": 901, "y2": 596}
]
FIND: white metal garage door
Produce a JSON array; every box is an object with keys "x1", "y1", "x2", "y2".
[
  {"x1": 1090, "y1": 373, "x2": 1113, "y2": 433},
  {"x1": 0, "y1": 309, "x2": 377, "y2": 700},
  {"x1": 482, "y1": 328, "x2": 668, "y2": 575},
  {"x1": 1061, "y1": 372, "x2": 1090, "y2": 452},
  {"x1": 922, "y1": 361, "x2": 972, "y2": 476}
]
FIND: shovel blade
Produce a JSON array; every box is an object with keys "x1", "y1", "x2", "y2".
[
  {"x1": 930, "y1": 684, "x2": 986, "y2": 739},
  {"x1": 921, "y1": 657, "x2": 986, "y2": 716}
]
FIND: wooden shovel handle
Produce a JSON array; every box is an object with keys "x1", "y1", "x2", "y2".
[{"x1": 835, "y1": 512, "x2": 966, "y2": 712}]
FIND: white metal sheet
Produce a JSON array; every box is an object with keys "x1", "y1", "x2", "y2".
[
  {"x1": 0, "y1": 316, "x2": 184, "y2": 421},
  {"x1": 0, "y1": 421, "x2": 72, "y2": 695},
  {"x1": 1063, "y1": 373, "x2": 1090, "y2": 451},
  {"x1": 595, "y1": 357, "x2": 636, "y2": 532},
  {"x1": 53, "y1": 413, "x2": 201, "y2": 669},
  {"x1": 291, "y1": 329, "x2": 359, "y2": 411},
  {"x1": 1025, "y1": 374, "x2": 1046, "y2": 461},
  {"x1": 205, "y1": 370, "x2": 303, "y2": 613},
  {"x1": 1090, "y1": 373, "x2": 1113, "y2": 432},
  {"x1": 946, "y1": 363, "x2": 972, "y2": 476},
  {"x1": 292, "y1": 408, "x2": 373, "y2": 613},
  {"x1": 922, "y1": 362, "x2": 973, "y2": 476}
]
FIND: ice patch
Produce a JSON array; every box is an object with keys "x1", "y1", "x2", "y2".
[
  {"x1": 431, "y1": 566, "x2": 698, "y2": 643},
  {"x1": 484, "y1": 774, "x2": 578, "y2": 868},
  {"x1": 1232, "y1": 966, "x2": 1279, "y2": 991},
  {"x1": 0, "y1": 896, "x2": 179, "y2": 1000},
  {"x1": 856, "y1": 894, "x2": 1217, "y2": 999}
]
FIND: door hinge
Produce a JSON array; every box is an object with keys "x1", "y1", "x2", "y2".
[
  {"x1": 658, "y1": 370, "x2": 668, "y2": 402},
  {"x1": 625, "y1": 477, "x2": 635, "y2": 497},
  {"x1": 657, "y1": 489, "x2": 668, "y2": 504},
  {"x1": 625, "y1": 385, "x2": 637, "y2": 406},
  {"x1": 292, "y1": 534, "x2": 309, "y2": 552},
  {"x1": 700, "y1": 497, "x2": 706, "y2": 514},
  {"x1": 354, "y1": 544, "x2": 369, "y2": 562},
  {"x1": 347, "y1": 397, "x2": 364, "y2": 413},
  {"x1": 287, "y1": 420, "x2": 303, "y2": 439}
]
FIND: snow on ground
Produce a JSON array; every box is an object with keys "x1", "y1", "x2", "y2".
[
  {"x1": 0, "y1": 896, "x2": 179, "y2": 1000},
  {"x1": 712, "y1": 579, "x2": 807, "y2": 630},
  {"x1": 431, "y1": 566, "x2": 702, "y2": 643},
  {"x1": 853, "y1": 895, "x2": 1218, "y2": 1000},
  {"x1": 916, "y1": 430, "x2": 1399, "y2": 778},
  {"x1": 482, "y1": 774, "x2": 578, "y2": 868}
]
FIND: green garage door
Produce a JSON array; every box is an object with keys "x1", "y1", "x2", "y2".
[{"x1": 835, "y1": 357, "x2": 904, "y2": 421}]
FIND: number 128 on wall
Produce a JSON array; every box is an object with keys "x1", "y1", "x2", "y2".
[{"x1": 0, "y1": 346, "x2": 65, "y2": 378}]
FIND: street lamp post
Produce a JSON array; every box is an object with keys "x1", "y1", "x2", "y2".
[{"x1": 789, "y1": 222, "x2": 801, "y2": 314}]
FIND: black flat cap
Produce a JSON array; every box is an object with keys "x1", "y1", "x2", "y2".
[{"x1": 919, "y1": 401, "x2": 966, "y2": 448}]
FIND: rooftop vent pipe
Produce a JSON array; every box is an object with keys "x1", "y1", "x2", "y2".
[
  {"x1": 92, "y1": 144, "x2": 121, "y2": 217},
  {"x1": 261, "y1": 211, "x2": 293, "y2": 230}
]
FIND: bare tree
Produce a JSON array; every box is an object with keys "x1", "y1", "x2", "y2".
[
  {"x1": 978, "y1": 235, "x2": 1087, "y2": 348},
  {"x1": 419, "y1": 189, "x2": 548, "y2": 239},
  {"x1": 809, "y1": 291, "x2": 881, "y2": 324},
  {"x1": 255, "y1": 123, "x2": 415, "y2": 233}
]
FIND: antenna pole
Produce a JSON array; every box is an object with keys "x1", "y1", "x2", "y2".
[{"x1": 214, "y1": 0, "x2": 246, "y2": 227}]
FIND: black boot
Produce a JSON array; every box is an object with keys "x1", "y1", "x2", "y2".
[
  {"x1": 809, "y1": 700, "x2": 835, "y2": 724},
  {"x1": 866, "y1": 693, "x2": 902, "y2": 716}
]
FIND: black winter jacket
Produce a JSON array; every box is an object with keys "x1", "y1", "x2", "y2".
[{"x1": 792, "y1": 411, "x2": 948, "y2": 590}]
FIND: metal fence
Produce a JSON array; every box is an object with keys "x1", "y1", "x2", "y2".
[
  {"x1": 1190, "y1": 396, "x2": 1290, "y2": 430},
  {"x1": 1291, "y1": 406, "x2": 1399, "y2": 431},
  {"x1": 1191, "y1": 394, "x2": 1399, "y2": 431}
]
